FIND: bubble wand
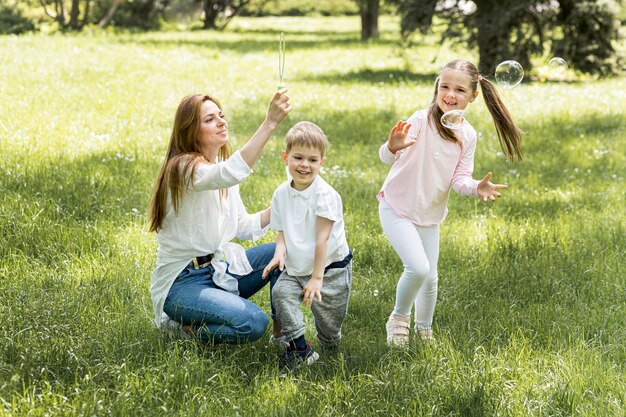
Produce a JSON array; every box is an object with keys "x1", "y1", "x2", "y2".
[{"x1": 278, "y1": 32, "x2": 285, "y2": 89}]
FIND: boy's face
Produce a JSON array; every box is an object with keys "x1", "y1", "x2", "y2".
[{"x1": 282, "y1": 144, "x2": 325, "y2": 191}]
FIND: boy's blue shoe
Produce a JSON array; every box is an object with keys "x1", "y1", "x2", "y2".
[{"x1": 279, "y1": 342, "x2": 320, "y2": 374}]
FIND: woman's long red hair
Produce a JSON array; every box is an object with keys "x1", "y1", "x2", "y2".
[{"x1": 148, "y1": 94, "x2": 231, "y2": 232}]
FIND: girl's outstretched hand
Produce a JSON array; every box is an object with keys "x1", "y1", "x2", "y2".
[
  {"x1": 266, "y1": 88, "x2": 292, "y2": 127},
  {"x1": 387, "y1": 120, "x2": 415, "y2": 154},
  {"x1": 477, "y1": 172, "x2": 507, "y2": 202}
]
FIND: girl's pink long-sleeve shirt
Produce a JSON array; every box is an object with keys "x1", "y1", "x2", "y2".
[{"x1": 378, "y1": 109, "x2": 480, "y2": 226}]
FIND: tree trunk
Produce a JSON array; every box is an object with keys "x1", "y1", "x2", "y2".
[
  {"x1": 68, "y1": 0, "x2": 80, "y2": 29},
  {"x1": 474, "y1": 3, "x2": 510, "y2": 75},
  {"x1": 40, "y1": 0, "x2": 67, "y2": 26},
  {"x1": 57, "y1": 0, "x2": 66, "y2": 25},
  {"x1": 202, "y1": 0, "x2": 219, "y2": 29},
  {"x1": 218, "y1": 0, "x2": 250, "y2": 30},
  {"x1": 359, "y1": 0, "x2": 379, "y2": 41},
  {"x1": 98, "y1": 0, "x2": 122, "y2": 28},
  {"x1": 81, "y1": 0, "x2": 90, "y2": 27}
]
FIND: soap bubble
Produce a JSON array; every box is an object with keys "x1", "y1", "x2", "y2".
[
  {"x1": 441, "y1": 109, "x2": 465, "y2": 129},
  {"x1": 495, "y1": 60, "x2": 524, "y2": 89},
  {"x1": 548, "y1": 57, "x2": 568, "y2": 78},
  {"x1": 549, "y1": 57, "x2": 567, "y2": 68}
]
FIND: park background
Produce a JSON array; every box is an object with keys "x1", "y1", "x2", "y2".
[{"x1": 1, "y1": 0, "x2": 625, "y2": 416}]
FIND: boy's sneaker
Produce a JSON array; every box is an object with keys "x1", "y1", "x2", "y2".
[
  {"x1": 279, "y1": 342, "x2": 320, "y2": 374},
  {"x1": 386, "y1": 314, "x2": 410, "y2": 347}
]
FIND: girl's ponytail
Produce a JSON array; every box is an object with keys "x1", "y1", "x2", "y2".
[{"x1": 479, "y1": 77, "x2": 523, "y2": 162}]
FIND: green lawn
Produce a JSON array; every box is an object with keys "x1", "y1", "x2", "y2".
[{"x1": 1, "y1": 16, "x2": 624, "y2": 416}]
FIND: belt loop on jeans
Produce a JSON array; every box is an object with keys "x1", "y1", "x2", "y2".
[{"x1": 192, "y1": 253, "x2": 213, "y2": 269}]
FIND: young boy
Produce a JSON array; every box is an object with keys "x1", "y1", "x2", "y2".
[{"x1": 262, "y1": 121, "x2": 352, "y2": 372}]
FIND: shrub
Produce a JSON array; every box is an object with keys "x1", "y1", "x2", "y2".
[
  {"x1": 241, "y1": 0, "x2": 358, "y2": 17},
  {"x1": 0, "y1": 6, "x2": 35, "y2": 34}
]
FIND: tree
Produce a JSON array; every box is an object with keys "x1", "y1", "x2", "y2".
[
  {"x1": 98, "y1": 0, "x2": 123, "y2": 28},
  {"x1": 198, "y1": 0, "x2": 251, "y2": 30},
  {"x1": 109, "y1": 0, "x2": 167, "y2": 29},
  {"x1": 39, "y1": 0, "x2": 90, "y2": 30},
  {"x1": 358, "y1": 0, "x2": 380, "y2": 40},
  {"x1": 553, "y1": 0, "x2": 622, "y2": 76},
  {"x1": 38, "y1": 0, "x2": 168, "y2": 30},
  {"x1": 0, "y1": 2, "x2": 36, "y2": 34},
  {"x1": 395, "y1": 0, "x2": 621, "y2": 76}
]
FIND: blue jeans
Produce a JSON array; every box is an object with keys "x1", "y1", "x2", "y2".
[{"x1": 163, "y1": 243, "x2": 281, "y2": 344}]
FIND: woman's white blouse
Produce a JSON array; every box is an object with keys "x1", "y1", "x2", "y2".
[{"x1": 150, "y1": 151, "x2": 267, "y2": 328}]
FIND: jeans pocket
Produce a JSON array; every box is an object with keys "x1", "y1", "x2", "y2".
[{"x1": 174, "y1": 264, "x2": 192, "y2": 282}]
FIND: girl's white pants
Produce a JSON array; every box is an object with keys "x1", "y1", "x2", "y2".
[{"x1": 378, "y1": 198, "x2": 439, "y2": 331}]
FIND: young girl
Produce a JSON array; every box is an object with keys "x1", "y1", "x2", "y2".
[{"x1": 379, "y1": 59, "x2": 522, "y2": 346}]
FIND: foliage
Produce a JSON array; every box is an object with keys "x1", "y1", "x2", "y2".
[
  {"x1": 390, "y1": 0, "x2": 436, "y2": 35},
  {"x1": 38, "y1": 0, "x2": 92, "y2": 30},
  {"x1": 106, "y1": 0, "x2": 168, "y2": 29},
  {"x1": 395, "y1": 0, "x2": 622, "y2": 76},
  {"x1": 0, "y1": 16, "x2": 625, "y2": 416},
  {"x1": 553, "y1": 0, "x2": 623, "y2": 76},
  {"x1": 0, "y1": 5, "x2": 35, "y2": 34},
  {"x1": 32, "y1": 0, "x2": 166, "y2": 31},
  {"x1": 242, "y1": 0, "x2": 359, "y2": 16},
  {"x1": 194, "y1": 0, "x2": 254, "y2": 30}
]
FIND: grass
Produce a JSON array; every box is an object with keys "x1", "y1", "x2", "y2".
[{"x1": 1, "y1": 15, "x2": 625, "y2": 416}]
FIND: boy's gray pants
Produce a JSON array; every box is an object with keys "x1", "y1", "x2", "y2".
[{"x1": 272, "y1": 261, "x2": 352, "y2": 350}]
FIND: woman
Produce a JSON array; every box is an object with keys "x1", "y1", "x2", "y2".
[{"x1": 148, "y1": 89, "x2": 292, "y2": 344}]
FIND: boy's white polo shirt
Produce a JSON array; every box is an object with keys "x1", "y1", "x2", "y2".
[{"x1": 270, "y1": 175, "x2": 350, "y2": 277}]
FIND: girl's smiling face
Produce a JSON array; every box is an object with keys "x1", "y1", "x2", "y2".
[{"x1": 436, "y1": 69, "x2": 478, "y2": 113}]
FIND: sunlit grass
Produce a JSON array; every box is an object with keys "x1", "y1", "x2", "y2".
[{"x1": 1, "y1": 16, "x2": 625, "y2": 416}]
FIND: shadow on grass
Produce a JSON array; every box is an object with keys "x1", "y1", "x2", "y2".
[
  {"x1": 301, "y1": 68, "x2": 438, "y2": 86},
  {"x1": 1, "y1": 151, "x2": 155, "y2": 223},
  {"x1": 120, "y1": 34, "x2": 398, "y2": 54},
  {"x1": 0, "y1": 150, "x2": 157, "y2": 265}
]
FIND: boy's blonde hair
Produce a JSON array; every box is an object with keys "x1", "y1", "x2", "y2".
[{"x1": 285, "y1": 121, "x2": 329, "y2": 156}]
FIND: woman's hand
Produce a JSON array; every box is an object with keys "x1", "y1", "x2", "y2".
[
  {"x1": 240, "y1": 90, "x2": 292, "y2": 168},
  {"x1": 477, "y1": 172, "x2": 507, "y2": 202},
  {"x1": 265, "y1": 88, "x2": 292, "y2": 128},
  {"x1": 387, "y1": 120, "x2": 415, "y2": 154}
]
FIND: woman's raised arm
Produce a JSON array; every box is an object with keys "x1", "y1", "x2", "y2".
[{"x1": 240, "y1": 89, "x2": 292, "y2": 168}]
